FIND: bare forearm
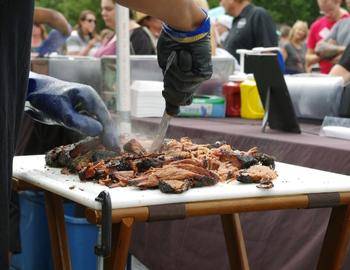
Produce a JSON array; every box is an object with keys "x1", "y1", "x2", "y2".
[
  {"x1": 116, "y1": 0, "x2": 205, "y2": 31},
  {"x1": 34, "y1": 7, "x2": 71, "y2": 36},
  {"x1": 316, "y1": 41, "x2": 345, "y2": 59}
]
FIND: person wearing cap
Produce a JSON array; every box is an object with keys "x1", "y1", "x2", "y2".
[
  {"x1": 219, "y1": 0, "x2": 278, "y2": 63},
  {"x1": 330, "y1": 44, "x2": 350, "y2": 83},
  {"x1": 130, "y1": 11, "x2": 162, "y2": 54},
  {"x1": 1, "y1": 0, "x2": 211, "y2": 268}
]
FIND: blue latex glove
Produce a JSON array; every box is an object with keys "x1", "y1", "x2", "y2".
[
  {"x1": 26, "y1": 72, "x2": 118, "y2": 149},
  {"x1": 37, "y1": 29, "x2": 68, "y2": 57}
]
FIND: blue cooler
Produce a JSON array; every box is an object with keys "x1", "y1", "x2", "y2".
[
  {"x1": 11, "y1": 191, "x2": 97, "y2": 270},
  {"x1": 11, "y1": 191, "x2": 53, "y2": 270},
  {"x1": 65, "y1": 214, "x2": 98, "y2": 270}
]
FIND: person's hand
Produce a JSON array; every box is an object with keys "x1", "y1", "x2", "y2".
[
  {"x1": 26, "y1": 72, "x2": 118, "y2": 149},
  {"x1": 157, "y1": 13, "x2": 212, "y2": 115},
  {"x1": 87, "y1": 37, "x2": 99, "y2": 48}
]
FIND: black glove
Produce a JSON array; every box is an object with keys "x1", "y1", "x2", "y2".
[
  {"x1": 26, "y1": 72, "x2": 118, "y2": 149},
  {"x1": 157, "y1": 13, "x2": 213, "y2": 115}
]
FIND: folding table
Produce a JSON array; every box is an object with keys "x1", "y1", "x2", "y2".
[{"x1": 12, "y1": 155, "x2": 350, "y2": 270}]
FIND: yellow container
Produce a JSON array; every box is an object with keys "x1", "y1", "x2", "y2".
[{"x1": 240, "y1": 76, "x2": 265, "y2": 119}]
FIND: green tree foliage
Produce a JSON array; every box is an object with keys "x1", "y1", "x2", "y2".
[
  {"x1": 36, "y1": 0, "x2": 104, "y2": 30},
  {"x1": 253, "y1": 0, "x2": 320, "y2": 26},
  {"x1": 36, "y1": 0, "x2": 340, "y2": 30},
  {"x1": 208, "y1": 0, "x2": 221, "y2": 9},
  {"x1": 209, "y1": 0, "x2": 322, "y2": 26}
]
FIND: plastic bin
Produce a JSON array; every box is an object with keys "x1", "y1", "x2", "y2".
[
  {"x1": 11, "y1": 191, "x2": 54, "y2": 270},
  {"x1": 179, "y1": 95, "x2": 226, "y2": 118},
  {"x1": 240, "y1": 75, "x2": 264, "y2": 119},
  {"x1": 65, "y1": 215, "x2": 98, "y2": 270},
  {"x1": 222, "y1": 73, "x2": 247, "y2": 117},
  {"x1": 10, "y1": 191, "x2": 82, "y2": 270}
]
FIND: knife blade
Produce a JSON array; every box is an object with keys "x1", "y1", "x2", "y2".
[
  {"x1": 150, "y1": 50, "x2": 192, "y2": 152},
  {"x1": 150, "y1": 110, "x2": 172, "y2": 152}
]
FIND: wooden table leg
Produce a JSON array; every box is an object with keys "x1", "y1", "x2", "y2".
[
  {"x1": 104, "y1": 217, "x2": 134, "y2": 270},
  {"x1": 317, "y1": 205, "x2": 350, "y2": 270},
  {"x1": 221, "y1": 214, "x2": 250, "y2": 270},
  {"x1": 45, "y1": 192, "x2": 72, "y2": 270}
]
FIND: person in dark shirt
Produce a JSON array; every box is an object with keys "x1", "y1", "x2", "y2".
[
  {"x1": 330, "y1": 44, "x2": 350, "y2": 83},
  {"x1": 130, "y1": 12, "x2": 162, "y2": 55},
  {"x1": 220, "y1": 0, "x2": 278, "y2": 62}
]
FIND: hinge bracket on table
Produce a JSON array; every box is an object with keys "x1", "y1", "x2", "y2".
[
  {"x1": 94, "y1": 191, "x2": 112, "y2": 257},
  {"x1": 307, "y1": 193, "x2": 341, "y2": 209}
]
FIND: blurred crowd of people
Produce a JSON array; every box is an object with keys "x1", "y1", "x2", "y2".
[
  {"x1": 280, "y1": 0, "x2": 350, "y2": 75},
  {"x1": 31, "y1": 0, "x2": 350, "y2": 76}
]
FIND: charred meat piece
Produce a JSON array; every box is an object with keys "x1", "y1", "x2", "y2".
[
  {"x1": 202, "y1": 158, "x2": 221, "y2": 171},
  {"x1": 91, "y1": 150, "x2": 118, "y2": 162},
  {"x1": 106, "y1": 159, "x2": 132, "y2": 171},
  {"x1": 169, "y1": 158, "x2": 205, "y2": 167},
  {"x1": 45, "y1": 137, "x2": 116, "y2": 168},
  {"x1": 143, "y1": 165, "x2": 218, "y2": 189},
  {"x1": 237, "y1": 165, "x2": 278, "y2": 184},
  {"x1": 45, "y1": 144, "x2": 75, "y2": 168},
  {"x1": 123, "y1": 139, "x2": 147, "y2": 155},
  {"x1": 131, "y1": 157, "x2": 164, "y2": 173},
  {"x1": 171, "y1": 163, "x2": 221, "y2": 183},
  {"x1": 191, "y1": 175, "x2": 218, "y2": 187},
  {"x1": 217, "y1": 162, "x2": 239, "y2": 182},
  {"x1": 150, "y1": 165, "x2": 202, "y2": 182},
  {"x1": 70, "y1": 153, "x2": 92, "y2": 172},
  {"x1": 69, "y1": 137, "x2": 104, "y2": 159},
  {"x1": 256, "y1": 179, "x2": 274, "y2": 189},
  {"x1": 128, "y1": 173, "x2": 160, "y2": 189},
  {"x1": 163, "y1": 150, "x2": 192, "y2": 160},
  {"x1": 235, "y1": 154, "x2": 258, "y2": 169},
  {"x1": 67, "y1": 150, "x2": 118, "y2": 173},
  {"x1": 159, "y1": 180, "x2": 191, "y2": 194},
  {"x1": 211, "y1": 147, "x2": 242, "y2": 168},
  {"x1": 254, "y1": 153, "x2": 276, "y2": 169},
  {"x1": 78, "y1": 161, "x2": 109, "y2": 181},
  {"x1": 110, "y1": 171, "x2": 135, "y2": 184}
]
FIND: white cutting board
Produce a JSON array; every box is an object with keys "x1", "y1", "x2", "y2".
[{"x1": 13, "y1": 155, "x2": 350, "y2": 210}]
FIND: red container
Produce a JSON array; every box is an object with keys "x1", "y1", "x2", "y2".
[{"x1": 222, "y1": 74, "x2": 245, "y2": 117}]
